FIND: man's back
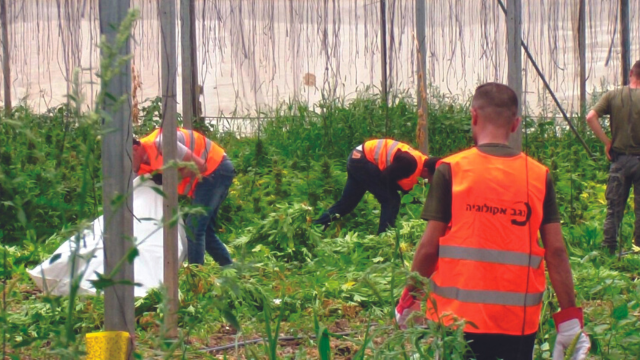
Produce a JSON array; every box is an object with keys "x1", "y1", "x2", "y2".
[{"x1": 592, "y1": 86, "x2": 640, "y2": 154}]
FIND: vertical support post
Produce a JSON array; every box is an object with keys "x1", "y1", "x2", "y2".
[
  {"x1": 380, "y1": 0, "x2": 388, "y2": 108},
  {"x1": 415, "y1": 0, "x2": 428, "y2": 154},
  {"x1": 180, "y1": 0, "x2": 198, "y2": 129},
  {"x1": 160, "y1": 0, "x2": 179, "y2": 339},
  {"x1": 507, "y1": 0, "x2": 522, "y2": 151},
  {"x1": 1, "y1": 0, "x2": 11, "y2": 117},
  {"x1": 99, "y1": 0, "x2": 135, "y2": 345},
  {"x1": 620, "y1": 0, "x2": 630, "y2": 86},
  {"x1": 578, "y1": 0, "x2": 586, "y2": 118}
]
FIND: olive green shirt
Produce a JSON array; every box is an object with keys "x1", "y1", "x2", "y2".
[
  {"x1": 592, "y1": 86, "x2": 640, "y2": 155},
  {"x1": 421, "y1": 144, "x2": 560, "y2": 225}
]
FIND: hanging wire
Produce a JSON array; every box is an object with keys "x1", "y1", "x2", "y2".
[{"x1": 1, "y1": 0, "x2": 639, "y2": 118}]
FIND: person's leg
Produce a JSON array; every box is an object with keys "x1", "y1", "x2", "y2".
[
  {"x1": 314, "y1": 152, "x2": 368, "y2": 226},
  {"x1": 603, "y1": 158, "x2": 632, "y2": 251},
  {"x1": 375, "y1": 190, "x2": 400, "y2": 234},
  {"x1": 464, "y1": 332, "x2": 536, "y2": 360},
  {"x1": 629, "y1": 157, "x2": 640, "y2": 247},
  {"x1": 361, "y1": 164, "x2": 401, "y2": 234},
  {"x1": 186, "y1": 158, "x2": 234, "y2": 265},
  {"x1": 203, "y1": 158, "x2": 235, "y2": 266}
]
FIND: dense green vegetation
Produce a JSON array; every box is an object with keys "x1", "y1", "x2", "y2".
[
  {"x1": 1, "y1": 87, "x2": 640, "y2": 359},
  {"x1": 0, "y1": 11, "x2": 638, "y2": 359}
]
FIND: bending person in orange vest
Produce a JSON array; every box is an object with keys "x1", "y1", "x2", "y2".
[
  {"x1": 133, "y1": 128, "x2": 234, "y2": 267},
  {"x1": 395, "y1": 83, "x2": 589, "y2": 359},
  {"x1": 314, "y1": 139, "x2": 439, "y2": 234}
]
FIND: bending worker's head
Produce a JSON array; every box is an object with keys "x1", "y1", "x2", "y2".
[
  {"x1": 132, "y1": 137, "x2": 145, "y2": 173},
  {"x1": 470, "y1": 82, "x2": 520, "y2": 144},
  {"x1": 631, "y1": 60, "x2": 640, "y2": 84},
  {"x1": 421, "y1": 156, "x2": 441, "y2": 181}
]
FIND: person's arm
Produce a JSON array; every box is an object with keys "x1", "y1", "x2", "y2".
[
  {"x1": 182, "y1": 150, "x2": 206, "y2": 172},
  {"x1": 156, "y1": 133, "x2": 207, "y2": 177},
  {"x1": 586, "y1": 110, "x2": 612, "y2": 160},
  {"x1": 587, "y1": 93, "x2": 612, "y2": 160},
  {"x1": 407, "y1": 164, "x2": 451, "y2": 292},
  {"x1": 540, "y1": 223, "x2": 576, "y2": 310},
  {"x1": 409, "y1": 221, "x2": 447, "y2": 286}
]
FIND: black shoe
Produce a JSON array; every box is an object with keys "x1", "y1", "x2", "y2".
[
  {"x1": 312, "y1": 221, "x2": 330, "y2": 232},
  {"x1": 313, "y1": 213, "x2": 333, "y2": 231}
]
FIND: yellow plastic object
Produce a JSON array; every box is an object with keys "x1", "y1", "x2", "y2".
[{"x1": 86, "y1": 331, "x2": 130, "y2": 360}]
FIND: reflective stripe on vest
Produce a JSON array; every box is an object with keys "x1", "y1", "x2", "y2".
[
  {"x1": 426, "y1": 147, "x2": 549, "y2": 335},
  {"x1": 138, "y1": 128, "x2": 225, "y2": 197},
  {"x1": 439, "y1": 245, "x2": 543, "y2": 268},
  {"x1": 431, "y1": 280, "x2": 544, "y2": 307},
  {"x1": 373, "y1": 140, "x2": 401, "y2": 166}
]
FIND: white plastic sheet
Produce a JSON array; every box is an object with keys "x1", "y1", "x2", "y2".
[{"x1": 28, "y1": 177, "x2": 187, "y2": 297}]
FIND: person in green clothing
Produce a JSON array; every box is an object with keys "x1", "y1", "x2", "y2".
[{"x1": 586, "y1": 60, "x2": 640, "y2": 253}]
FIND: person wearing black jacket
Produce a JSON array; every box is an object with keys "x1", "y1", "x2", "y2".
[{"x1": 314, "y1": 139, "x2": 439, "y2": 234}]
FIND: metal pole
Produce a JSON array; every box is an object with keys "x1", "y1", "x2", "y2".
[
  {"x1": 380, "y1": 0, "x2": 388, "y2": 108},
  {"x1": 620, "y1": 0, "x2": 630, "y2": 86},
  {"x1": 579, "y1": 0, "x2": 586, "y2": 117},
  {"x1": 415, "y1": 0, "x2": 428, "y2": 154},
  {"x1": 99, "y1": 0, "x2": 135, "y2": 349},
  {"x1": 160, "y1": 0, "x2": 179, "y2": 339},
  {"x1": 506, "y1": 0, "x2": 522, "y2": 151},
  {"x1": 180, "y1": 0, "x2": 198, "y2": 129},
  {"x1": 497, "y1": 0, "x2": 595, "y2": 160},
  {"x1": 1, "y1": 0, "x2": 11, "y2": 117}
]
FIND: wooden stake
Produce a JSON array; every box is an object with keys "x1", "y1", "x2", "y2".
[
  {"x1": 160, "y1": 0, "x2": 179, "y2": 339},
  {"x1": 180, "y1": 0, "x2": 198, "y2": 129},
  {"x1": 507, "y1": 0, "x2": 522, "y2": 151},
  {"x1": 1, "y1": 0, "x2": 11, "y2": 117},
  {"x1": 98, "y1": 0, "x2": 135, "y2": 353},
  {"x1": 415, "y1": 0, "x2": 428, "y2": 154}
]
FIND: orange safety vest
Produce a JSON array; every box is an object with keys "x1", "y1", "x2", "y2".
[
  {"x1": 426, "y1": 147, "x2": 548, "y2": 335},
  {"x1": 137, "y1": 128, "x2": 225, "y2": 197},
  {"x1": 363, "y1": 139, "x2": 427, "y2": 191}
]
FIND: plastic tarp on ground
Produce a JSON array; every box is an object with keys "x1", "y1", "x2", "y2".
[{"x1": 28, "y1": 177, "x2": 187, "y2": 298}]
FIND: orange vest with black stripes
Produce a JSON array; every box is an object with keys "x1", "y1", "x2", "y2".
[
  {"x1": 363, "y1": 139, "x2": 427, "y2": 191},
  {"x1": 137, "y1": 128, "x2": 225, "y2": 197},
  {"x1": 426, "y1": 147, "x2": 548, "y2": 335}
]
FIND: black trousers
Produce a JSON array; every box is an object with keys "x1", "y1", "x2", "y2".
[
  {"x1": 315, "y1": 149, "x2": 401, "y2": 234},
  {"x1": 464, "y1": 332, "x2": 536, "y2": 360}
]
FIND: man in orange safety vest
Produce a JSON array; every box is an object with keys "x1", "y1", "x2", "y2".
[
  {"x1": 314, "y1": 139, "x2": 439, "y2": 234},
  {"x1": 395, "y1": 83, "x2": 590, "y2": 359},
  {"x1": 133, "y1": 128, "x2": 234, "y2": 267}
]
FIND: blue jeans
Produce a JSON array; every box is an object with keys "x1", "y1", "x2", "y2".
[
  {"x1": 315, "y1": 150, "x2": 401, "y2": 234},
  {"x1": 186, "y1": 157, "x2": 234, "y2": 266}
]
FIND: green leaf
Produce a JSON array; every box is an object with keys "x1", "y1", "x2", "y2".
[
  {"x1": 318, "y1": 327, "x2": 332, "y2": 360},
  {"x1": 612, "y1": 304, "x2": 629, "y2": 320},
  {"x1": 222, "y1": 309, "x2": 242, "y2": 332},
  {"x1": 90, "y1": 272, "x2": 141, "y2": 291},
  {"x1": 126, "y1": 247, "x2": 139, "y2": 264},
  {"x1": 16, "y1": 207, "x2": 27, "y2": 226},
  {"x1": 150, "y1": 186, "x2": 166, "y2": 198}
]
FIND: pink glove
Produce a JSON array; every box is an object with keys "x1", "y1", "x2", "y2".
[
  {"x1": 395, "y1": 288, "x2": 423, "y2": 329},
  {"x1": 552, "y1": 307, "x2": 591, "y2": 360}
]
